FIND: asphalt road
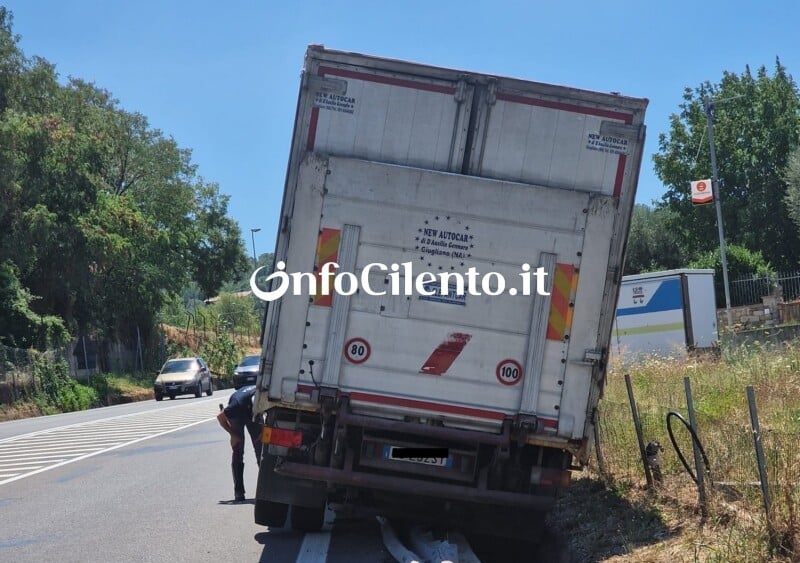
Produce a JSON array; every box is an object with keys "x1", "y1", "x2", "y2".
[
  {"x1": 0, "y1": 395, "x2": 561, "y2": 562},
  {"x1": 0, "y1": 393, "x2": 390, "y2": 563}
]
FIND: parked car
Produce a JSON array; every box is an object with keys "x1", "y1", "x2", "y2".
[
  {"x1": 154, "y1": 357, "x2": 213, "y2": 401},
  {"x1": 232, "y1": 355, "x2": 260, "y2": 389}
]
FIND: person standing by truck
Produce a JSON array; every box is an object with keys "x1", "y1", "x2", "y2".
[{"x1": 216, "y1": 384, "x2": 262, "y2": 502}]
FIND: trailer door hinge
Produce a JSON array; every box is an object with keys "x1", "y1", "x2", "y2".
[
  {"x1": 570, "y1": 349, "x2": 603, "y2": 367},
  {"x1": 583, "y1": 349, "x2": 602, "y2": 364},
  {"x1": 609, "y1": 266, "x2": 620, "y2": 285}
]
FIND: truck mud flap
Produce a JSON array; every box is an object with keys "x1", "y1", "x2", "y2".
[{"x1": 256, "y1": 453, "x2": 327, "y2": 508}]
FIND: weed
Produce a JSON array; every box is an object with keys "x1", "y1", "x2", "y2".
[{"x1": 586, "y1": 340, "x2": 800, "y2": 561}]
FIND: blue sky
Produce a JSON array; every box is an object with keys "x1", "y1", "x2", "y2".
[{"x1": 4, "y1": 1, "x2": 799, "y2": 258}]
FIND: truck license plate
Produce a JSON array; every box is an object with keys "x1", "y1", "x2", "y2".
[{"x1": 384, "y1": 446, "x2": 450, "y2": 467}]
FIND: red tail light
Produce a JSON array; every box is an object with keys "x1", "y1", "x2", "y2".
[{"x1": 261, "y1": 426, "x2": 303, "y2": 448}]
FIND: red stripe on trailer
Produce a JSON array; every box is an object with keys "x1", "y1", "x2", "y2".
[
  {"x1": 318, "y1": 66, "x2": 456, "y2": 94},
  {"x1": 349, "y1": 391, "x2": 506, "y2": 421},
  {"x1": 495, "y1": 93, "x2": 633, "y2": 123},
  {"x1": 613, "y1": 154, "x2": 627, "y2": 197},
  {"x1": 294, "y1": 384, "x2": 558, "y2": 428},
  {"x1": 539, "y1": 418, "x2": 558, "y2": 429},
  {"x1": 419, "y1": 332, "x2": 471, "y2": 376},
  {"x1": 295, "y1": 384, "x2": 502, "y2": 419},
  {"x1": 307, "y1": 106, "x2": 319, "y2": 151}
]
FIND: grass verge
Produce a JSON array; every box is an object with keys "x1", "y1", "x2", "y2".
[
  {"x1": 0, "y1": 371, "x2": 153, "y2": 422},
  {"x1": 554, "y1": 341, "x2": 800, "y2": 561}
]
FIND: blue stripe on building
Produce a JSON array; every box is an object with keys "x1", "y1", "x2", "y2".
[{"x1": 616, "y1": 278, "x2": 683, "y2": 317}]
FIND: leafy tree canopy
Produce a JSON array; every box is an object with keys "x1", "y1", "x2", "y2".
[
  {"x1": 0, "y1": 8, "x2": 248, "y2": 348},
  {"x1": 653, "y1": 59, "x2": 800, "y2": 271},
  {"x1": 624, "y1": 204, "x2": 688, "y2": 275}
]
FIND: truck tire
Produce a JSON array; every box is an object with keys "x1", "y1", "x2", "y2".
[
  {"x1": 206, "y1": 380, "x2": 213, "y2": 396},
  {"x1": 290, "y1": 504, "x2": 325, "y2": 532},
  {"x1": 194, "y1": 383, "x2": 203, "y2": 398},
  {"x1": 254, "y1": 499, "x2": 288, "y2": 528},
  {"x1": 155, "y1": 393, "x2": 163, "y2": 401}
]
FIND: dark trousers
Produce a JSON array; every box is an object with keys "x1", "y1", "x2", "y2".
[{"x1": 231, "y1": 418, "x2": 263, "y2": 466}]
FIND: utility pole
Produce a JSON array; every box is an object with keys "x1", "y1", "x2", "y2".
[
  {"x1": 250, "y1": 227, "x2": 261, "y2": 267},
  {"x1": 704, "y1": 99, "x2": 733, "y2": 327}
]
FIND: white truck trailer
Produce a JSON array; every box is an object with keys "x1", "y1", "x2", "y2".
[
  {"x1": 251, "y1": 45, "x2": 648, "y2": 536},
  {"x1": 611, "y1": 268, "x2": 718, "y2": 360}
]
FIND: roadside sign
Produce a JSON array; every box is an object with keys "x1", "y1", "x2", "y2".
[
  {"x1": 691, "y1": 179, "x2": 713, "y2": 205},
  {"x1": 344, "y1": 338, "x2": 371, "y2": 364},
  {"x1": 496, "y1": 359, "x2": 523, "y2": 386}
]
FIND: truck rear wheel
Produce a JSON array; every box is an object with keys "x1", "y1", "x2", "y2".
[
  {"x1": 254, "y1": 498, "x2": 288, "y2": 528},
  {"x1": 290, "y1": 504, "x2": 325, "y2": 532}
]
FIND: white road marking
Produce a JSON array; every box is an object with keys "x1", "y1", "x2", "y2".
[
  {"x1": 0, "y1": 397, "x2": 226, "y2": 486},
  {"x1": 0, "y1": 445, "x2": 120, "y2": 455},
  {"x1": 0, "y1": 464, "x2": 44, "y2": 471},
  {"x1": 0, "y1": 452, "x2": 73, "y2": 460},
  {"x1": 295, "y1": 532, "x2": 333, "y2": 563},
  {"x1": 294, "y1": 505, "x2": 336, "y2": 563},
  {"x1": 0, "y1": 397, "x2": 223, "y2": 444}
]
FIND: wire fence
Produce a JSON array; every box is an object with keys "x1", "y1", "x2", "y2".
[
  {"x1": 181, "y1": 309, "x2": 261, "y2": 350},
  {"x1": 0, "y1": 343, "x2": 68, "y2": 403},
  {"x1": 595, "y1": 399, "x2": 800, "y2": 542}
]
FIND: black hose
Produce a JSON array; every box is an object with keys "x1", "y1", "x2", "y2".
[{"x1": 666, "y1": 410, "x2": 712, "y2": 485}]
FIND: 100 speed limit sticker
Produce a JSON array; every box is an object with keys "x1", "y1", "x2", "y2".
[{"x1": 496, "y1": 359, "x2": 523, "y2": 386}]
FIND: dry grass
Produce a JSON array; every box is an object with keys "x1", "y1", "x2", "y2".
[
  {"x1": 556, "y1": 342, "x2": 800, "y2": 561},
  {"x1": 0, "y1": 401, "x2": 50, "y2": 422},
  {"x1": 161, "y1": 324, "x2": 260, "y2": 356}
]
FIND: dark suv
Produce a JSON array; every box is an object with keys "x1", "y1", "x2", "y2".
[{"x1": 232, "y1": 355, "x2": 260, "y2": 389}]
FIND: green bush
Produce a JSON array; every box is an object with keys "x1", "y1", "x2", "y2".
[
  {"x1": 688, "y1": 244, "x2": 774, "y2": 307},
  {"x1": 31, "y1": 354, "x2": 99, "y2": 412},
  {"x1": 33, "y1": 355, "x2": 72, "y2": 403},
  {"x1": 203, "y1": 331, "x2": 241, "y2": 388},
  {"x1": 55, "y1": 380, "x2": 98, "y2": 412},
  {"x1": 88, "y1": 373, "x2": 110, "y2": 399}
]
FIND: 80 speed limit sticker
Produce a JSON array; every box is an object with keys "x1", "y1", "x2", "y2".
[
  {"x1": 496, "y1": 359, "x2": 523, "y2": 386},
  {"x1": 344, "y1": 338, "x2": 371, "y2": 364}
]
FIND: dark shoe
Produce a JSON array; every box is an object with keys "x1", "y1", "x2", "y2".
[
  {"x1": 234, "y1": 494, "x2": 246, "y2": 502},
  {"x1": 232, "y1": 462, "x2": 246, "y2": 500}
]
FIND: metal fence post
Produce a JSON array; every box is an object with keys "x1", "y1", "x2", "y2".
[
  {"x1": 136, "y1": 326, "x2": 144, "y2": 374},
  {"x1": 684, "y1": 377, "x2": 708, "y2": 518},
  {"x1": 624, "y1": 373, "x2": 653, "y2": 490},
  {"x1": 746, "y1": 386, "x2": 777, "y2": 550},
  {"x1": 11, "y1": 369, "x2": 18, "y2": 402}
]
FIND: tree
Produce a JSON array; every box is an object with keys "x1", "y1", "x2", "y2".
[
  {"x1": 189, "y1": 181, "x2": 251, "y2": 299},
  {"x1": 653, "y1": 60, "x2": 800, "y2": 271},
  {"x1": 624, "y1": 204, "x2": 687, "y2": 275},
  {"x1": 0, "y1": 9, "x2": 249, "y2": 351},
  {"x1": 784, "y1": 146, "x2": 800, "y2": 232},
  {"x1": 0, "y1": 260, "x2": 68, "y2": 348}
]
